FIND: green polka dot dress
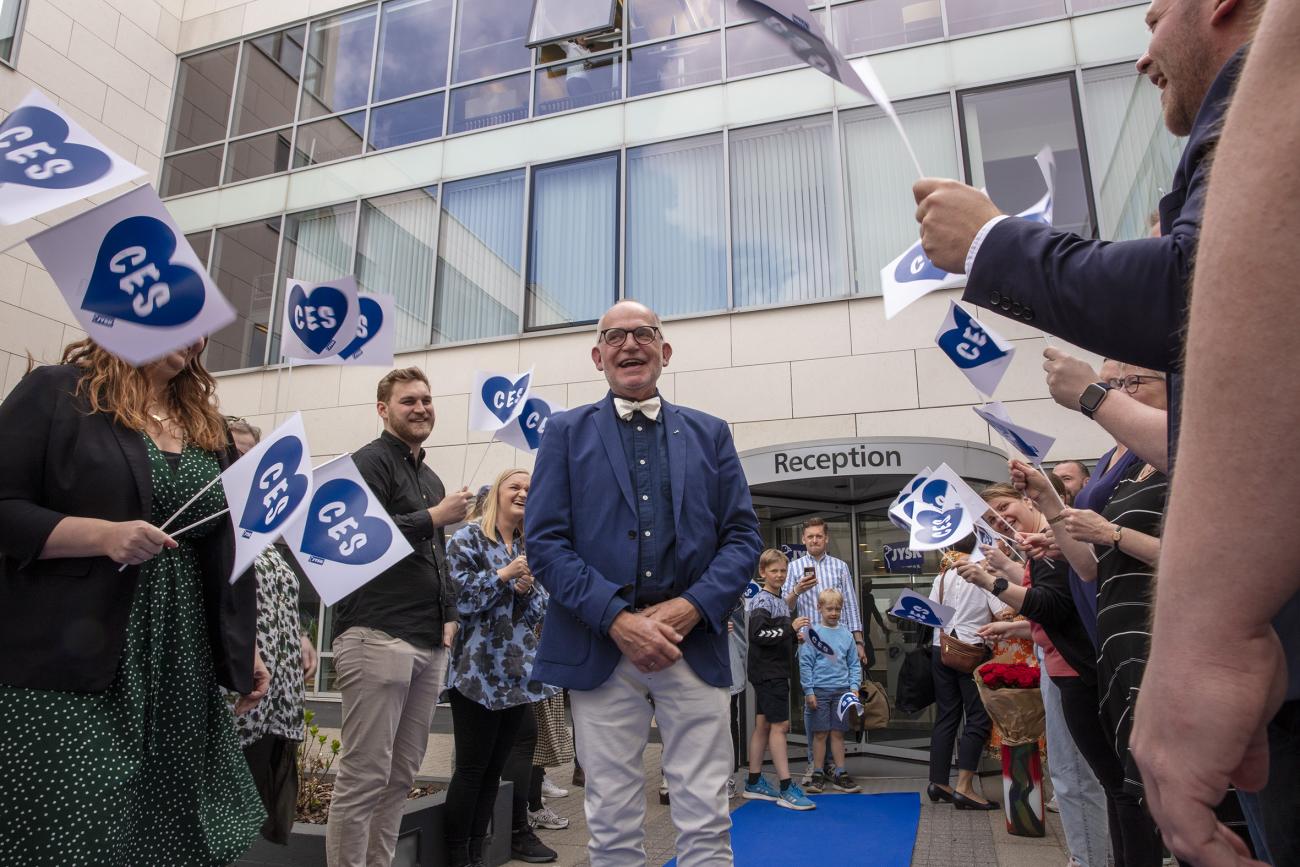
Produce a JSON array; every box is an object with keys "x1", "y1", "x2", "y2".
[{"x1": 0, "y1": 436, "x2": 266, "y2": 865}]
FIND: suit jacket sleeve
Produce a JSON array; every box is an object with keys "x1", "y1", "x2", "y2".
[
  {"x1": 679, "y1": 421, "x2": 763, "y2": 635},
  {"x1": 0, "y1": 366, "x2": 74, "y2": 567}
]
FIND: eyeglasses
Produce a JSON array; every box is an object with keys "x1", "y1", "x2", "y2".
[
  {"x1": 1105, "y1": 374, "x2": 1165, "y2": 395},
  {"x1": 599, "y1": 325, "x2": 661, "y2": 347}
]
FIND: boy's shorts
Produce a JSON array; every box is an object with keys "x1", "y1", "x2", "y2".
[
  {"x1": 807, "y1": 687, "x2": 851, "y2": 733},
  {"x1": 752, "y1": 678, "x2": 790, "y2": 724}
]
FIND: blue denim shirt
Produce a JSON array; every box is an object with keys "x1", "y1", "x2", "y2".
[{"x1": 616, "y1": 408, "x2": 677, "y2": 606}]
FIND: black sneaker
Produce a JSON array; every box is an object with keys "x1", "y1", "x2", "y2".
[
  {"x1": 805, "y1": 771, "x2": 826, "y2": 794},
  {"x1": 832, "y1": 771, "x2": 860, "y2": 793},
  {"x1": 511, "y1": 828, "x2": 558, "y2": 863}
]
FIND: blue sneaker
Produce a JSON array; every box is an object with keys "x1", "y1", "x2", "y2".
[
  {"x1": 777, "y1": 782, "x2": 816, "y2": 811},
  {"x1": 743, "y1": 776, "x2": 779, "y2": 802}
]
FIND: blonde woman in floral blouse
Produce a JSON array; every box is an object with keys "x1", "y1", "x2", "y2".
[{"x1": 444, "y1": 469, "x2": 558, "y2": 867}]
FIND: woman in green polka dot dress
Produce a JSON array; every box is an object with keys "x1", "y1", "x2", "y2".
[{"x1": 0, "y1": 338, "x2": 268, "y2": 865}]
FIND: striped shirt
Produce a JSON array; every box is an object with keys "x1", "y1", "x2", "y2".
[{"x1": 782, "y1": 553, "x2": 862, "y2": 634}]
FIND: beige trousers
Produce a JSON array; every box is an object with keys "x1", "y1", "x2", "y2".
[
  {"x1": 325, "y1": 627, "x2": 447, "y2": 867},
  {"x1": 571, "y1": 655, "x2": 734, "y2": 867}
]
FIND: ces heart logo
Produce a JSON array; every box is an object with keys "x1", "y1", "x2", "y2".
[
  {"x1": 337, "y1": 295, "x2": 383, "y2": 360},
  {"x1": 904, "y1": 598, "x2": 943, "y2": 626},
  {"x1": 238, "y1": 437, "x2": 309, "y2": 535},
  {"x1": 81, "y1": 216, "x2": 206, "y2": 326},
  {"x1": 482, "y1": 373, "x2": 530, "y2": 423},
  {"x1": 938, "y1": 306, "x2": 1006, "y2": 369},
  {"x1": 300, "y1": 478, "x2": 392, "y2": 566},
  {"x1": 288, "y1": 283, "x2": 348, "y2": 354},
  {"x1": 893, "y1": 240, "x2": 948, "y2": 283},
  {"x1": 987, "y1": 418, "x2": 1041, "y2": 460},
  {"x1": 914, "y1": 479, "x2": 964, "y2": 545},
  {"x1": 518, "y1": 397, "x2": 553, "y2": 450},
  {"x1": 0, "y1": 105, "x2": 112, "y2": 189}
]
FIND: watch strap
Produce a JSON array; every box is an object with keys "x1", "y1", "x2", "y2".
[{"x1": 1079, "y1": 381, "x2": 1115, "y2": 419}]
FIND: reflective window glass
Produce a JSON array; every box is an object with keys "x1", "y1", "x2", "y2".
[
  {"x1": 301, "y1": 7, "x2": 378, "y2": 120},
  {"x1": 629, "y1": 0, "x2": 722, "y2": 43},
  {"x1": 731, "y1": 115, "x2": 845, "y2": 306},
  {"x1": 725, "y1": 13, "x2": 823, "y2": 77},
  {"x1": 0, "y1": 0, "x2": 23, "y2": 64},
  {"x1": 627, "y1": 31, "x2": 721, "y2": 97},
  {"x1": 270, "y1": 203, "x2": 358, "y2": 360},
  {"x1": 224, "y1": 130, "x2": 292, "y2": 183},
  {"x1": 448, "y1": 73, "x2": 529, "y2": 134},
  {"x1": 944, "y1": 0, "x2": 1066, "y2": 35},
  {"x1": 528, "y1": 0, "x2": 619, "y2": 46},
  {"x1": 232, "y1": 26, "x2": 305, "y2": 136},
  {"x1": 1070, "y1": 0, "x2": 1137, "y2": 11},
  {"x1": 374, "y1": 0, "x2": 452, "y2": 102},
  {"x1": 161, "y1": 146, "x2": 223, "y2": 197},
  {"x1": 832, "y1": 0, "x2": 942, "y2": 55},
  {"x1": 206, "y1": 216, "x2": 283, "y2": 372},
  {"x1": 186, "y1": 230, "x2": 212, "y2": 269},
  {"x1": 959, "y1": 75, "x2": 1095, "y2": 238},
  {"x1": 435, "y1": 170, "x2": 525, "y2": 343},
  {"x1": 294, "y1": 111, "x2": 366, "y2": 167},
  {"x1": 626, "y1": 135, "x2": 726, "y2": 317},
  {"x1": 168, "y1": 45, "x2": 238, "y2": 152},
  {"x1": 357, "y1": 187, "x2": 440, "y2": 350},
  {"x1": 526, "y1": 155, "x2": 617, "y2": 329},
  {"x1": 452, "y1": 0, "x2": 531, "y2": 83},
  {"x1": 368, "y1": 92, "x2": 445, "y2": 150},
  {"x1": 724, "y1": 0, "x2": 818, "y2": 24},
  {"x1": 534, "y1": 53, "x2": 621, "y2": 116}
]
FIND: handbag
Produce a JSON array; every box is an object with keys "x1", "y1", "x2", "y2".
[
  {"x1": 938, "y1": 571, "x2": 990, "y2": 674},
  {"x1": 531, "y1": 693, "x2": 575, "y2": 768},
  {"x1": 857, "y1": 678, "x2": 891, "y2": 730},
  {"x1": 896, "y1": 639, "x2": 935, "y2": 713}
]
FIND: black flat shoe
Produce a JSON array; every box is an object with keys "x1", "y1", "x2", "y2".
[
  {"x1": 952, "y1": 791, "x2": 1000, "y2": 811},
  {"x1": 926, "y1": 783, "x2": 954, "y2": 803}
]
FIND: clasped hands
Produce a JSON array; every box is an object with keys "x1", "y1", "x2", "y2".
[
  {"x1": 609, "y1": 598, "x2": 701, "y2": 674},
  {"x1": 498, "y1": 554, "x2": 535, "y2": 595}
]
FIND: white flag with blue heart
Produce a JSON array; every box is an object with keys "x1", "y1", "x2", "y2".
[
  {"x1": 220, "y1": 413, "x2": 313, "y2": 584},
  {"x1": 283, "y1": 454, "x2": 414, "y2": 606},
  {"x1": 470, "y1": 368, "x2": 534, "y2": 432},
  {"x1": 900, "y1": 462, "x2": 986, "y2": 551},
  {"x1": 297, "y1": 291, "x2": 395, "y2": 367},
  {"x1": 881, "y1": 146, "x2": 1056, "y2": 319},
  {"x1": 26, "y1": 184, "x2": 237, "y2": 366},
  {"x1": 967, "y1": 518, "x2": 1003, "y2": 565},
  {"x1": 888, "y1": 467, "x2": 932, "y2": 532},
  {"x1": 935, "y1": 301, "x2": 1015, "y2": 397},
  {"x1": 973, "y1": 401, "x2": 1056, "y2": 466},
  {"x1": 280, "y1": 275, "x2": 361, "y2": 362},
  {"x1": 836, "y1": 690, "x2": 863, "y2": 723},
  {"x1": 889, "y1": 587, "x2": 955, "y2": 628},
  {"x1": 494, "y1": 395, "x2": 565, "y2": 453},
  {"x1": 0, "y1": 90, "x2": 145, "y2": 225}
]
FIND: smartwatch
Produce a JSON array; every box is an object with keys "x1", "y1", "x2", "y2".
[
  {"x1": 991, "y1": 577, "x2": 1009, "y2": 596},
  {"x1": 1079, "y1": 381, "x2": 1115, "y2": 419}
]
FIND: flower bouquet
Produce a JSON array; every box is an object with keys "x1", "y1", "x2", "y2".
[{"x1": 975, "y1": 662, "x2": 1046, "y2": 838}]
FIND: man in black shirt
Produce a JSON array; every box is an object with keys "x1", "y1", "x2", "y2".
[{"x1": 325, "y1": 367, "x2": 473, "y2": 867}]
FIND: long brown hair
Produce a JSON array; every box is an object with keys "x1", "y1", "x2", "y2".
[{"x1": 61, "y1": 339, "x2": 228, "y2": 452}]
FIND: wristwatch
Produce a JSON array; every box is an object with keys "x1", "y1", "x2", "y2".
[
  {"x1": 991, "y1": 577, "x2": 1009, "y2": 596},
  {"x1": 1111, "y1": 525, "x2": 1123, "y2": 548},
  {"x1": 1079, "y1": 381, "x2": 1114, "y2": 419}
]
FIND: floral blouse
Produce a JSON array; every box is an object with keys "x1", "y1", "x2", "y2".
[
  {"x1": 445, "y1": 522, "x2": 557, "y2": 711},
  {"x1": 232, "y1": 546, "x2": 306, "y2": 747}
]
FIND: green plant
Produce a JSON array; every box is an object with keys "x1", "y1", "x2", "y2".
[{"x1": 297, "y1": 709, "x2": 341, "y2": 817}]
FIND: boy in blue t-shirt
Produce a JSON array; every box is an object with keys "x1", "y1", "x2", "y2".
[{"x1": 798, "y1": 588, "x2": 862, "y2": 794}]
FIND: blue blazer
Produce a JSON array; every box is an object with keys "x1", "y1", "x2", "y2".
[{"x1": 525, "y1": 394, "x2": 762, "y2": 690}]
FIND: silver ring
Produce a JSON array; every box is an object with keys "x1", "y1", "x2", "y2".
[{"x1": 648, "y1": 662, "x2": 656, "y2": 670}]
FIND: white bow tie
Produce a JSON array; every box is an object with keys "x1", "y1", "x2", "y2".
[{"x1": 614, "y1": 395, "x2": 661, "y2": 422}]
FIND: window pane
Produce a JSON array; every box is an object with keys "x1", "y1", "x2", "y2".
[
  {"x1": 293, "y1": 111, "x2": 366, "y2": 167},
  {"x1": 842, "y1": 95, "x2": 960, "y2": 295},
  {"x1": 0, "y1": 0, "x2": 21, "y2": 63},
  {"x1": 232, "y1": 26, "x2": 305, "y2": 136},
  {"x1": 448, "y1": 73, "x2": 529, "y2": 134},
  {"x1": 224, "y1": 130, "x2": 291, "y2": 183},
  {"x1": 167, "y1": 45, "x2": 238, "y2": 152},
  {"x1": 529, "y1": 0, "x2": 619, "y2": 45},
  {"x1": 832, "y1": 0, "x2": 942, "y2": 55},
  {"x1": 435, "y1": 171, "x2": 524, "y2": 343},
  {"x1": 726, "y1": 14, "x2": 824, "y2": 77},
  {"x1": 1070, "y1": 0, "x2": 1136, "y2": 11},
  {"x1": 627, "y1": 31, "x2": 721, "y2": 97},
  {"x1": 626, "y1": 135, "x2": 726, "y2": 316},
  {"x1": 270, "y1": 203, "x2": 358, "y2": 360},
  {"x1": 944, "y1": 0, "x2": 1066, "y2": 35},
  {"x1": 368, "y1": 92, "x2": 444, "y2": 150},
  {"x1": 535, "y1": 54, "x2": 621, "y2": 116},
  {"x1": 960, "y1": 76, "x2": 1094, "y2": 237},
  {"x1": 527, "y1": 155, "x2": 617, "y2": 329},
  {"x1": 629, "y1": 0, "x2": 721, "y2": 43},
  {"x1": 357, "y1": 187, "x2": 440, "y2": 350},
  {"x1": 186, "y1": 230, "x2": 212, "y2": 269},
  {"x1": 724, "y1": 0, "x2": 817, "y2": 24},
  {"x1": 161, "y1": 145, "x2": 223, "y2": 197},
  {"x1": 374, "y1": 0, "x2": 452, "y2": 102},
  {"x1": 206, "y1": 217, "x2": 282, "y2": 372},
  {"x1": 301, "y1": 7, "x2": 378, "y2": 120},
  {"x1": 453, "y1": 0, "x2": 531, "y2": 83},
  {"x1": 731, "y1": 116, "x2": 845, "y2": 306}
]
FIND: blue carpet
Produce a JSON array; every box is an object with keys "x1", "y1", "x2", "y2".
[{"x1": 664, "y1": 792, "x2": 921, "y2": 866}]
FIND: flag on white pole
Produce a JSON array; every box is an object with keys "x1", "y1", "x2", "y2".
[
  {"x1": 298, "y1": 292, "x2": 396, "y2": 366},
  {"x1": 887, "y1": 467, "x2": 931, "y2": 531},
  {"x1": 973, "y1": 401, "x2": 1056, "y2": 466},
  {"x1": 901, "y1": 462, "x2": 985, "y2": 551},
  {"x1": 494, "y1": 395, "x2": 565, "y2": 453},
  {"x1": 889, "y1": 588, "x2": 956, "y2": 628},
  {"x1": 279, "y1": 275, "x2": 361, "y2": 362},
  {"x1": 935, "y1": 300, "x2": 1016, "y2": 397},
  {"x1": 469, "y1": 368, "x2": 534, "y2": 432}
]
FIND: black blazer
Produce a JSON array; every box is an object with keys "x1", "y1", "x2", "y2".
[{"x1": 0, "y1": 364, "x2": 256, "y2": 694}]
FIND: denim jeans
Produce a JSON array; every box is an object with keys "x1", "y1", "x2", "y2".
[
  {"x1": 1041, "y1": 658, "x2": 1110, "y2": 867},
  {"x1": 1240, "y1": 699, "x2": 1300, "y2": 865}
]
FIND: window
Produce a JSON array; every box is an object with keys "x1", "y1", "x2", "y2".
[
  {"x1": 724, "y1": 0, "x2": 819, "y2": 24},
  {"x1": 627, "y1": 30, "x2": 722, "y2": 97},
  {"x1": 224, "y1": 130, "x2": 292, "y2": 183},
  {"x1": 534, "y1": 53, "x2": 622, "y2": 116},
  {"x1": 959, "y1": 75, "x2": 1096, "y2": 238},
  {"x1": 186, "y1": 231, "x2": 213, "y2": 269},
  {"x1": 629, "y1": 0, "x2": 722, "y2": 43},
  {"x1": 231, "y1": 26, "x2": 305, "y2": 136},
  {"x1": 301, "y1": 7, "x2": 378, "y2": 120},
  {"x1": 294, "y1": 112, "x2": 366, "y2": 167},
  {"x1": 356, "y1": 187, "x2": 440, "y2": 350},
  {"x1": 527, "y1": 155, "x2": 618, "y2": 329},
  {"x1": 161, "y1": 146, "x2": 224, "y2": 197},
  {"x1": 831, "y1": 0, "x2": 943, "y2": 55},
  {"x1": 449, "y1": 73, "x2": 530, "y2": 133},
  {"x1": 270, "y1": 203, "x2": 359, "y2": 361},
  {"x1": 368, "y1": 92, "x2": 445, "y2": 150},
  {"x1": 1070, "y1": 0, "x2": 1139, "y2": 11},
  {"x1": 453, "y1": 0, "x2": 532, "y2": 83},
  {"x1": 726, "y1": 12, "x2": 824, "y2": 78},
  {"x1": 842, "y1": 95, "x2": 959, "y2": 295},
  {"x1": 944, "y1": 0, "x2": 1066, "y2": 36},
  {"x1": 0, "y1": 0, "x2": 24, "y2": 65},
  {"x1": 435, "y1": 171, "x2": 525, "y2": 343},
  {"x1": 528, "y1": 0, "x2": 620, "y2": 47},
  {"x1": 731, "y1": 115, "x2": 845, "y2": 306},
  {"x1": 374, "y1": 0, "x2": 452, "y2": 102},
  {"x1": 167, "y1": 45, "x2": 239, "y2": 152},
  {"x1": 206, "y1": 217, "x2": 283, "y2": 373},
  {"x1": 626, "y1": 135, "x2": 727, "y2": 317}
]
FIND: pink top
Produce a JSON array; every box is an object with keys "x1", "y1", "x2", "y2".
[{"x1": 1024, "y1": 562, "x2": 1079, "y2": 679}]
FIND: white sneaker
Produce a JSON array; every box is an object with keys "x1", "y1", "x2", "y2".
[
  {"x1": 726, "y1": 777, "x2": 738, "y2": 799},
  {"x1": 528, "y1": 804, "x2": 570, "y2": 830},
  {"x1": 541, "y1": 777, "x2": 569, "y2": 799},
  {"x1": 800, "y1": 768, "x2": 814, "y2": 789},
  {"x1": 1047, "y1": 796, "x2": 1060, "y2": 813}
]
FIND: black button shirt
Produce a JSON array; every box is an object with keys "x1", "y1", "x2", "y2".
[{"x1": 333, "y1": 430, "x2": 457, "y2": 649}]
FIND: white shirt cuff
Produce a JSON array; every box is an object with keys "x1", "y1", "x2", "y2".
[{"x1": 964, "y1": 214, "x2": 1010, "y2": 276}]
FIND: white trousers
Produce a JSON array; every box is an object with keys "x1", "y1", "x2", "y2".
[{"x1": 571, "y1": 655, "x2": 733, "y2": 867}]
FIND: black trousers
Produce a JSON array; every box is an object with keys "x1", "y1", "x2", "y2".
[
  {"x1": 1256, "y1": 698, "x2": 1300, "y2": 863},
  {"x1": 243, "y1": 734, "x2": 299, "y2": 845},
  {"x1": 503, "y1": 701, "x2": 539, "y2": 829},
  {"x1": 445, "y1": 690, "x2": 528, "y2": 845},
  {"x1": 1054, "y1": 675, "x2": 1163, "y2": 867},
  {"x1": 928, "y1": 652, "x2": 991, "y2": 785}
]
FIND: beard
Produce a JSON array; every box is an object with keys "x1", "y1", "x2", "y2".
[{"x1": 390, "y1": 414, "x2": 433, "y2": 444}]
